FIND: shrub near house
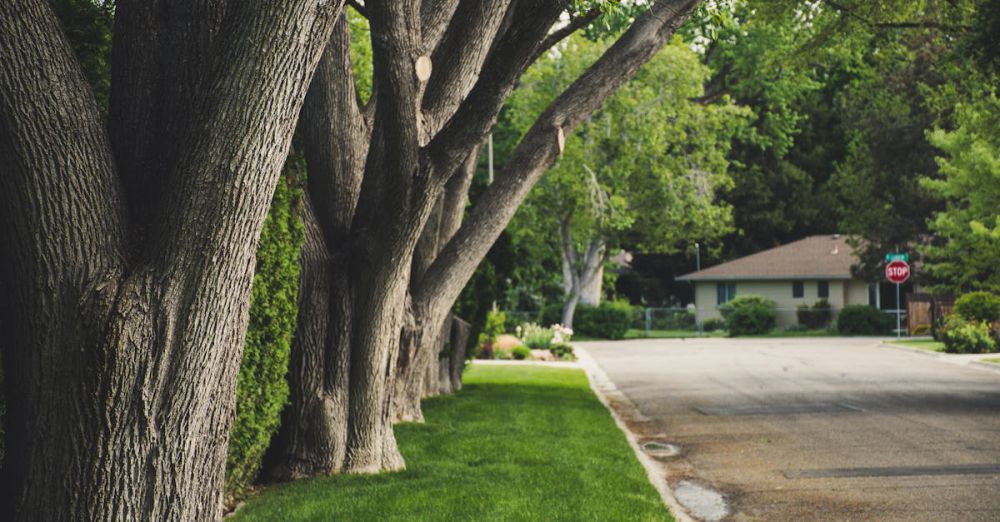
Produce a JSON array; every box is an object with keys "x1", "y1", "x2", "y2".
[
  {"x1": 836, "y1": 305, "x2": 894, "y2": 335},
  {"x1": 719, "y1": 295, "x2": 776, "y2": 336},
  {"x1": 938, "y1": 292, "x2": 1000, "y2": 353}
]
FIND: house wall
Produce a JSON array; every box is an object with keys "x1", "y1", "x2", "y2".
[{"x1": 694, "y1": 279, "x2": 868, "y2": 328}]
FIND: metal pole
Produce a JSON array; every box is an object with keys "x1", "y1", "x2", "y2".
[
  {"x1": 645, "y1": 308, "x2": 652, "y2": 337},
  {"x1": 896, "y1": 283, "x2": 903, "y2": 339},
  {"x1": 695, "y1": 242, "x2": 701, "y2": 271}
]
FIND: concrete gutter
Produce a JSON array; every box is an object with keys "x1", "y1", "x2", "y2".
[
  {"x1": 878, "y1": 342, "x2": 1000, "y2": 374},
  {"x1": 574, "y1": 347, "x2": 697, "y2": 522}
]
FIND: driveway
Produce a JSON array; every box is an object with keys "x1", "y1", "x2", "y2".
[{"x1": 580, "y1": 337, "x2": 1000, "y2": 521}]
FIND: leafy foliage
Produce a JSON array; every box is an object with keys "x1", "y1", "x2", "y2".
[
  {"x1": 520, "y1": 323, "x2": 554, "y2": 350},
  {"x1": 511, "y1": 346, "x2": 532, "y2": 360},
  {"x1": 574, "y1": 300, "x2": 633, "y2": 340},
  {"x1": 938, "y1": 314, "x2": 997, "y2": 353},
  {"x1": 797, "y1": 299, "x2": 832, "y2": 329},
  {"x1": 718, "y1": 295, "x2": 776, "y2": 336},
  {"x1": 953, "y1": 291, "x2": 1000, "y2": 323},
  {"x1": 920, "y1": 96, "x2": 1000, "y2": 293},
  {"x1": 225, "y1": 165, "x2": 304, "y2": 497},
  {"x1": 836, "y1": 305, "x2": 893, "y2": 335}
]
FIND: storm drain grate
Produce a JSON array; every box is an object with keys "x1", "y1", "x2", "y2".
[
  {"x1": 784, "y1": 463, "x2": 1000, "y2": 479},
  {"x1": 641, "y1": 441, "x2": 680, "y2": 457},
  {"x1": 695, "y1": 402, "x2": 864, "y2": 416}
]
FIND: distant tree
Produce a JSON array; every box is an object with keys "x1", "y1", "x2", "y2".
[
  {"x1": 504, "y1": 35, "x2": 747, "y2": 327},
  {"x1": 920, "y1": 95, "x2": 1000, "y2": 294}
]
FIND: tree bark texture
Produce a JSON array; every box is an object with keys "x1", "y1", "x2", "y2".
[
  {"x1": 560, "y1": 221, "x2": 607, "y2": 328},
  {"x1": 0, "y1": 0, "x2": 338, "y2": 519},
  {"x1": 278, "y1": 0, "x2": 699, "y2": 482}
]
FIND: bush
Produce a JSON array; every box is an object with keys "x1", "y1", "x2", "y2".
[
  {"x1": 540, "y1": 302, "x2": 563, "y2": 328},
  {"x1": 702, "y1": 318, "x2": 726, "y2": 332},
  {"x1": 836, "y1": 305, "x2": 894, "y2": 335},
  {"x1": 938, "y1": 314, "x2": 997, "y2": 353},
  {"x1": 226, "y1": 174, "x2": 303, "y2": 498},
  {"x1": 520, "y1": 322, "x2": 553, "y2": 349},
  {"x1": 575, "y1": 300, "x2": 633, "y2": 340},
  {"x1": 954, "y1": 291, "x2": 1000, "y2": 323},
  {"x1": 797, "y1": 299, "x2": 833, "y2": 329},
  {"x1": 719, "y1": 295, "x2": 776, "y2": 336},
  {"x1": 477, "y1": 308, "x2": 507, "y2": 358},
  {"x1": 511, "y1": 345, "x2": 532, "y2": 360},
  {"x1": 651, "y1": 309, "x2": 696, "y2": 330},
  {"x1": 549, "y1": 343, "x2": 576, "y2": 360}
]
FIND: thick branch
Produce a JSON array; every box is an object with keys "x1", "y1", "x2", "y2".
[
  {"x1": 302, "y1": 13, "x2": 370, "y2": 245},
  {"x1": 414, "y1": 0, "x2": 701, "y2": 314},
  {"x1": 421, "y1": 0, "x2": 511, "y2": 134},
  {"x1": 420, "y1": 0, "x2": 460, "y2": 52},
  {"x1": 533, "y1": 7, "x2": 603, "y2": 63},
  {"x1": 423, "y1": 0, "x2": 565, "y2": 181}
]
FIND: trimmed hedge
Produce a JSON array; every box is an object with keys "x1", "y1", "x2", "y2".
[
  {"x1": 796, "y1": 299, "x2": 832, "y2": 329},
  {"x1": 836, "y1": 305, "x2": 893, "y2": 335},
  {"x1": 225, "y1": 171, "x2": 304, "y2": 498},
  {"x1": 575, "y1": 301, "x2": 633, "y2": 340},
  {"x1": 718, "y1": 295, "x2": 776, "y2": 336}
]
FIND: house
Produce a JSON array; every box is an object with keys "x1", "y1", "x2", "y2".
[{"x1": 677, "y1": 235, "x2": 875, "y2": 328}]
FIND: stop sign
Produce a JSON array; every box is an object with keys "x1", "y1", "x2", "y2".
[{"x1": 885, "y1": 260, "x2": 910, "y2": 283}]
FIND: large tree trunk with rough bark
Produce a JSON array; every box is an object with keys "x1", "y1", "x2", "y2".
[
  {"x1": 275, "y1": 0, "x2": 700, "y2": 481},
  {"x1": 0, "y1": 0, "x2": 337, "y2": 519}
]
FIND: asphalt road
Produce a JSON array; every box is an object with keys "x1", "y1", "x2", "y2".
[{"x1": 580, "y1": 337, "x2": 1000, "y2": 521}]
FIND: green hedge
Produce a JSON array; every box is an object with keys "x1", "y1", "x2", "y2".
[
  {"x1": 938, "y1": 314, "x2": 997, "y2": 353},
  {"x1": 575, "y1": 301, "x2": 633, "y2": 340},
  {"x1": 836, "y1": 305, "x2": 893, "y2": 335},
  {"x1": 225, "y1": 171, "x2": 304, "y2": 498},
  {"x1": 954, "y1": 291, "x2": 1000, "y2": 323},
  {"x1": 719, "y1": 295, "x2": 776, "y2": 336}
]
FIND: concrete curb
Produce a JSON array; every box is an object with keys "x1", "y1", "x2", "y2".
[
  {"x1": 877, "y1": 342, "x2": 941, "y2": 358},
  {"x1": 878, "y1": 343, "x2": 1000, "y2": 375},
  {"x1": 574, "y1": 346, "x2": 696, "y2": 522}
]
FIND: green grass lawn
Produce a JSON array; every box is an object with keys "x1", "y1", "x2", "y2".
[
  {"x1": 624, "y1": 328, "x2": 725, "y2": 339},
  {"x1": 887, "y1": 339, "x2": 946, "y2": 352},
  {"x1": 980, "y1": 358, "x2": 1000, "y2": 364},
  {"x1": 233, "y1": 365, "x2": 671, "y2": 522}
]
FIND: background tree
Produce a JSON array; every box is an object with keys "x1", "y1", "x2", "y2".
[
  {"x1": 919, "y1": 95, "x2": 1000, "y2": 293},
  {"x1": 504, "y1": 34, "x2": 747, "y2": 326},
  {"x1": 270, "y1": 0, "x2": 705, "y2": 480}
]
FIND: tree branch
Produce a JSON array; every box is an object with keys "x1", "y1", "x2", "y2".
[
  {"x1": 423, "y1": 0, "x2": 565, "y2": 181},
  {"x1": 533, "y1": 7, "x2": 602, "y2": 63},
  {"x1": 347, "y1": 0, "x2": 367, "y2": 18},
  {"x1": 420, "y1": 0, "x2": 512, "y2": 136},
  {"x1": 302, "y1": 13, "x2": 370, "y2": 247},
  {"x1": 413, "y1": 0, "x2": 702, "y2": 314}
]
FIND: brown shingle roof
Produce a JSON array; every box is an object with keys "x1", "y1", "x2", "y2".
[{"x1": 677, "y1": 235, "x2": 859, "y2": 281}]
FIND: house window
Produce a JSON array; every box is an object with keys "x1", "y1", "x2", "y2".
[
  {"x1": 792, "y1": 281, "x2": 804, "y2": 298},
  {"x1": 717, "y1": 283, "x2": 736, "y2": 304},
  {"x1": 818, "y1": 281, "x2": 829, "y2": 299}
]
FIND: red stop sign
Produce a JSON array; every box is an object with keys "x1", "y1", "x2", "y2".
[{"x1": 885, "y1": 260, "x2": 910, "y2": 283}]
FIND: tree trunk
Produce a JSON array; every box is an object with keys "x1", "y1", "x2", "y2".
[
  {"x1": 412, "y1": 0, "x2": 700, "y2": 355},
  {"x1": 264, "y1": 195, "x2": 350, "y2": 479},
  {"x1": 0, "y1": 0, "x2": 338, "y2": 518},
  {"x1": 580, "y1": 264, "x2": 603, "y2": 305},
  {"x1": 449, "y1": 315, "x2": 471, "y2": 392}
]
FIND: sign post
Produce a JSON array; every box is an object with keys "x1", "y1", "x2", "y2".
[{"x1": 884, "y1": 254, "x2": 911, "y2": 338}]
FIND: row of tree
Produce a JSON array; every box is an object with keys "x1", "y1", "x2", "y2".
[
  {"x1": 472, "y1": 0, "x2": 998, "y2": 313},
  {"x1": 0, "y1": 0, "x2": 712, "y2": 519}
]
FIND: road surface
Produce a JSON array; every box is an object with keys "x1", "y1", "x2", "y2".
[{"x1": 580, "y1": 337, "x2": 1000, "y2": 521}]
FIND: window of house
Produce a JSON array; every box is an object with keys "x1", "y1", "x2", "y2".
[
  {"x1": 717, "y1": 282, "x2": 736, "y2": 304},
  {"x1": 818, "y1": 281, "x2": 829, "y2": 298},
  {"x1": 792, "y1": 281, "x2": 804, "y2": 298}
]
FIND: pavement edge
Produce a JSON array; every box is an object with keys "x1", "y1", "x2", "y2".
[{"x1": 574, "y1": 346, "x2": 697, "y2": 522}]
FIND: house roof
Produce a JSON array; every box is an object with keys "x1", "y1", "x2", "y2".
[{"x1": 677, "y1": 235, "x2": 859, "y2": 281}]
